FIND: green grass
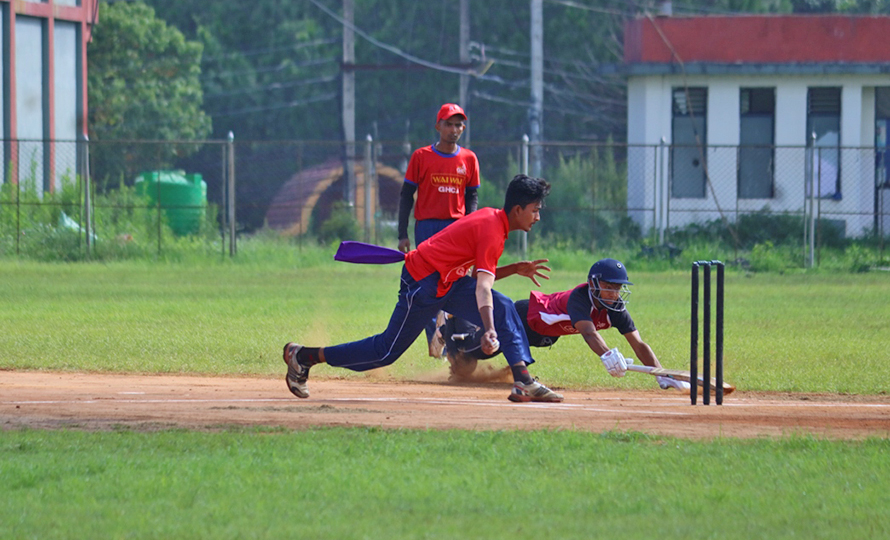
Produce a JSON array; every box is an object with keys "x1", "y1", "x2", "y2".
[
  {"x1": 2, "y1": 258, "x2": 889, "y2": 539},
  {"x1": 2, "y1": 259, "x2": 889, "y2": 394},
  {"x1": 2, "y1": 429, "x2": 888, "y2": 540}
]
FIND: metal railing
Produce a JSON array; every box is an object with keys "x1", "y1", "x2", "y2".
[{"x1": 1, "y1": 136, "x2": 887, "y2": 265}]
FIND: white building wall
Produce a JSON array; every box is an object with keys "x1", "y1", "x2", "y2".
[
  {"x1": 627, "y1": 78, "x2": 668, "y2": 234},
  {"x1": 627, "y1": 72, "x2": 888, "y2": 237},
  {"x1": 775, "y1": 82, "x2": 808, "y2": 145},
  {"x1": 707, "y1": 81, "x2": 739, "y2": 145}
]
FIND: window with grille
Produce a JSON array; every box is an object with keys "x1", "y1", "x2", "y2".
[
  {"x1": 671, "y1": 87, "x2": 707, "y2": 198},
  {"x1": 876, "y1": 87, "x2": 890, "y2": 188},
  {"x1": 807, "y1": 87, "x2": 841, "y2": 199},
  {"x1": 739, "y1": 88, "x2": 775, "y2": 199}
]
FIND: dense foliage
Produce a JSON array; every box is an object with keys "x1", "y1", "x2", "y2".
[
  {"x1": 88, "y1": 2, "x2": 211, "y2": 183},
  {"x1": 122, "y1": 0, "x2": 890, "y2": 146}
]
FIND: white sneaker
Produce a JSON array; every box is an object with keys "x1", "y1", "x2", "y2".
[
  {"x1": 657, "y1": 375, "x2": 690, "y2": 391},
  {"x1": 283, "y1": 342, "x2": 311, "y2": 398},
  {"x1": 508, "y1": 379, "x2": 564, "y2": 403}
]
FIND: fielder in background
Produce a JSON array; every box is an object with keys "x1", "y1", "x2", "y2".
[
  {"x1": 284, "y1": 174, "x2": 564, "y2": 403},
  {"x1": 398, "y1": 103, "x2": 479, "y2": 254},
  {"x1": 440, "y1": 258, "x2": 691, "y2": 391},
  {"x1": 398, "y1": 103, "x2": 480, "y2": 357}
]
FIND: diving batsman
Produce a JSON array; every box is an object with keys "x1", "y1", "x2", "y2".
[{"x1": 437, "y1": 258, "x2": 690, "y2": 391}]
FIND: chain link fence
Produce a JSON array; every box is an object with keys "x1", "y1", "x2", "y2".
[{"x1": 1, "y1": 137, "x2": 888, "y2": 266}]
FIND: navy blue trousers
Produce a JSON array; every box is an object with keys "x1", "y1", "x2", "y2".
[
  {"x1": 415, "y1": 218, "x2": 457, "y2": 344},
  {"x1": 323, "y1": 266, "x2": 533, "y2": 371}
]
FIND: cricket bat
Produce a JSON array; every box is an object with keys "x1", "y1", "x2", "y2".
[{"x1": 627, "y1": 364, "x2": 735, "y2": 395}]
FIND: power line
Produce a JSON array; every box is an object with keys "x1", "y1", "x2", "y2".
[
  {"x1": 209, "y1": 92, "x2": 338, "y2": 118},
  {"x1": 203, "y1": 57, "x2": 337, "y2": 81},
  {"x1": 204, "y1": 75, "x2": 339, "y2": 99},
  {"x1": 471, "y1": 90, "x2": 623, "y2": 127},
  {"x1": 306, "y1": 0, "x2": 485, "y2": 76},
  {"x1": 544, "y1": 0, "x2": 628, "y2": 16},
  {"x1": 202, "y1": 38, "x2": 337, "y2": 63}
]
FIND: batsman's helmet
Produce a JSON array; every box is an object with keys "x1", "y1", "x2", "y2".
[{"x1": 588, "y1": 258, "x2": 632, "y2": 312}]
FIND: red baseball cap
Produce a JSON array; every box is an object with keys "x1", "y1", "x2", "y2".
[{"x1": 436, "y1": 103, "x2": 467, "y2": 123}]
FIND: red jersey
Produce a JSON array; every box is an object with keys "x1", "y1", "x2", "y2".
[
  {"x1": 405, "y1": 145, "x2": 480, "y2": 221},
  {"x1": 526, "y1": 284, "x2": 636, "y2": 337},
  {"x1": 404, "y1": 208, "x2": 509, "y2": 297}
]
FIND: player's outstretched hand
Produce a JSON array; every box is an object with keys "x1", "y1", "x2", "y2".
[
  {"x1": 600, "y1": 347, "x2": 632, "y2": 377},
  {"x1": 516, "y1": 259, "x2": 551, "y2": 287}
]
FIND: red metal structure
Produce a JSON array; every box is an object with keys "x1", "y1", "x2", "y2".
[{"x1": 1, "y1": 0, "x2": 98, "y2": 191}]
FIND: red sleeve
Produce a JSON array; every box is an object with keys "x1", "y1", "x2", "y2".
[
  {"x1": 404, "y1": 148, "x2": 426, "y2": 186},
  {"x1": 473, "y1": 233, "x2": 503, "y2": 276},
  {"x1": 466, "y1": 151, "x2": 481, "y2": 189}
]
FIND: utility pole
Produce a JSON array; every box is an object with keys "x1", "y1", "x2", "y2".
[
  {"x1": 530, "y1": 0, "x2": 543, "y2": 177},
  {"x1": 342, "y1": 0, "x2": 356, "y2": 209},
  {"x1": 459, "y1": 0, "x2": 471, "y2": 147}
]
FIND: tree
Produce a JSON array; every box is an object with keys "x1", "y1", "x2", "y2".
[
  {"x1": 88, "y1": 1, "x2": 211, "y2": 186},
  {"x1": 790, "y1": 0, "x2": 889, "y2": 12},
  {"x1": 144, "y1": 0, "x2": 342, "y2": 141}
]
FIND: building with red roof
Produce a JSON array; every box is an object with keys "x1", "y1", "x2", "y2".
[{"x1": 621, "y1": 13, "x2": 890, "y2": 238}]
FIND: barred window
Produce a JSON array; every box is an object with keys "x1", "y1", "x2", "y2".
[
  {"x1": 807, "y1": 87, "x2": 841, "y2": 199},
  {"x1": 671, "y1": 87, "x2": 707, "y2": 198},
  {"x1": 739, "y1": 88, "x2": 775, "y2": 199}
]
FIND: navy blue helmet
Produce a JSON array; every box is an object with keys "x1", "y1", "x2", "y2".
[{"x1": 587, "y1": 258, "x2": 632, "y2": 312}]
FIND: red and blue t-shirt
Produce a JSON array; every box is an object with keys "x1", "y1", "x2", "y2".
[
  {"x1": 405, "y1": 145, "x2": 480, "y2": 220},
  {"x1": 405, "y1": 207, "x2": 508, "y2": 297},
  {"x1": 526, "y1": 284, "x2": 636, "y2": 337}
]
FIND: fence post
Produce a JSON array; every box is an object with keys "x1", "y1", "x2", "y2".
[
  {"x1": 81, "y1": 134, "x2": 92, "y2": 257},
  {"x1": 805, "y1": 132, "x2": 816, "y2": 268},
  {"x1": 227, "y1": 131, "x2": 236, "y2": 257},
  {"x1": 220, "y1": 140, "x2": 227, "y2": 259},
  {"x1": 520, "y1": 135, "x2": 529, "y2": 260},
  {"x1": 364, "y1": 134, "x2": 373, "y2": 243},
  {"x1": 14, "y1": 139, "x2": 20, "y2": 254},
  {"x1": 658, "y1": 137, "x2": 667, "y2": 244}
]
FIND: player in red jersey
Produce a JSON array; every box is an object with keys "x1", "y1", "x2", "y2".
[
  {"x1": 283, "y1": 174, "x2": 564, "y2": 403},
  {"x1": 397, "y1": 103, "x2": 479, "y2": 254},
  {"x1": 397, "y1": 103, "x2": 481, "y2": 357}
]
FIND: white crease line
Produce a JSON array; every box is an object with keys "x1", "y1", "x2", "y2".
[
  {"x1": 325, "y1": 397, "x2": 691, "y2": 415},
  {"x1": 5, "y1": 399, "x2": 286, "y2": 405},
  {"x1": 2, "y1": 396, "x2": 686, "y2": 415},
  {"x1": 3, "y1": 396, "x2": 889, "y2": 411}
]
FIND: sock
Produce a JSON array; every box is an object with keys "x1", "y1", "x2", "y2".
[
  {"x1": 510, "y1": 364, "x2": 534, "y2": 385},
  {"x1": 299, "y1": 347, "x2": 321, "y2": 366}
]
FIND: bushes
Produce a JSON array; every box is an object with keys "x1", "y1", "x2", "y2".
[
  {"x1": 1, "y1": 174, "x2": 221, "y2": 261},
  {"x1": 317, "y1": 201, "x2": 360, "y2": 245},
  {"x1": 537, "y1": 144, "x2": 638, "y2": 250}
]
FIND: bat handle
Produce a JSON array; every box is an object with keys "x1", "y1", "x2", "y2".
[{"x1": 625, "y1": 364, "x2": 652, "y2": 375}]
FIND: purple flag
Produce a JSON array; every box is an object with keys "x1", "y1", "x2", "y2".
[{"x1": 334, "y1": 241, "x2": 406, "y2": 264}]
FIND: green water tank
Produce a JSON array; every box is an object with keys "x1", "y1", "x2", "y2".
[{"x1": 135, "y1": 170, "x2": 207, "y2": 236}]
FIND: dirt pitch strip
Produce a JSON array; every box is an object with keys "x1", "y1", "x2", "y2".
[{"x1": 2, "y1": 371, "x2": 889, "y2": 440}]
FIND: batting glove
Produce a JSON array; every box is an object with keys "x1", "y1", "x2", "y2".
[{"x1": 600, "y1": 348, "x2": 632, "y2": 377}]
